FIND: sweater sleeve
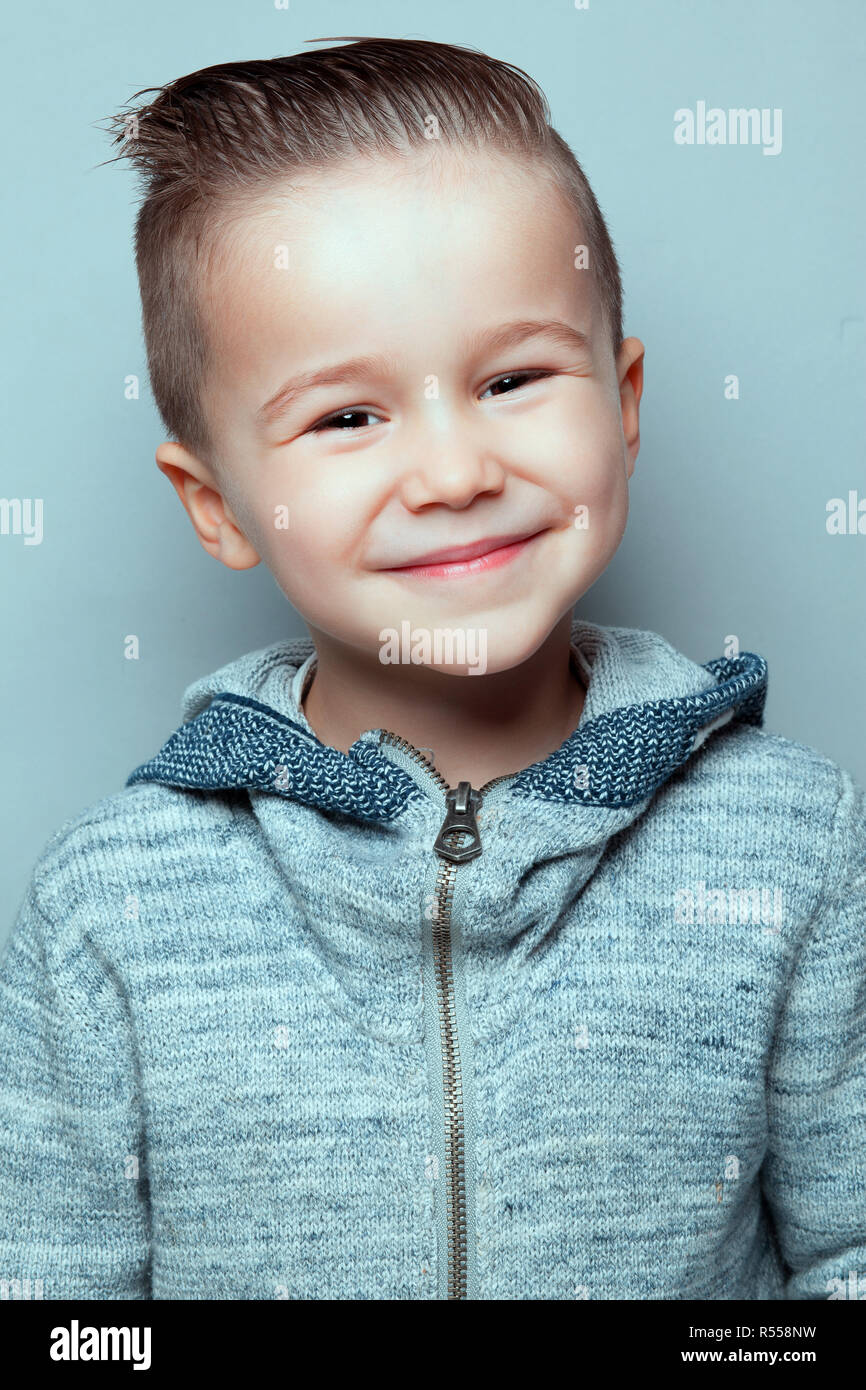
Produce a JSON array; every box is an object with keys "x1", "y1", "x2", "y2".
[
  {"x1": 762, "y1": 768, "x2": 866, "y2": 1300},
  {"x1": 0, "y1": 875, "x2": 152, "y2": 1299}
]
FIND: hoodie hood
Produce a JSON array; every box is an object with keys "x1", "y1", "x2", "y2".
[{"x1": 126, "y1": 617, "x2": 768, "y2": 817}]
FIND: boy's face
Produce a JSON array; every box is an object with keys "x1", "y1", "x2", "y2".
[{"x1": 161, "y1": 146, "x2": 643, "y2": 676}]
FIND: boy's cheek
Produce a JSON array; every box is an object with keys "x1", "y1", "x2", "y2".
[
  {"x1": 247, "y1": 481, "x2": 333, "y2": 560},
  {"x1": 553, "y1": 438, "x2": 629, "y2": 521}
]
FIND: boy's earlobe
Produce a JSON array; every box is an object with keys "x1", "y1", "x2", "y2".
[{"x1": 154, "y1": 441, "x2": 261, "y2": 572}]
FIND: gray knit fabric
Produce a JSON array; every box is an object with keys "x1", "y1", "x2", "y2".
[{"x1": 1, "y1": 616, "x2": 864, "y2": 1300}]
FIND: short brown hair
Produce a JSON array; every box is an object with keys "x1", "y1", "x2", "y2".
[{"x1": 103, "y1": 36, "x2": 624, "y2": 467}]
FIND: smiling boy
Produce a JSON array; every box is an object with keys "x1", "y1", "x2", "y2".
[
  {"x1": 155, "y1": 109, "x2": 640, "y2": 789},
  {"x1": 1, "y1": 37, "x2": 864, "y2": 1302}
]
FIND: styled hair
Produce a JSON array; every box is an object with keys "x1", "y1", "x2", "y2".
[{"x1": 102, "y1": 36, "x2": 624, "y2": 466}]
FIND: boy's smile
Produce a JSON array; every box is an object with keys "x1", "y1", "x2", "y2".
[
  {"x1": 379, "y1": 526, "x2": 548, "y2": 580},
  {"x1": 157, "y1": 143, "x2": 644, "y2": 784}
]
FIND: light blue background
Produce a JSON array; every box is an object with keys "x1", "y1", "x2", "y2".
[{"x1": 2, "y1": 0, "x2": 864, "y2": 932}]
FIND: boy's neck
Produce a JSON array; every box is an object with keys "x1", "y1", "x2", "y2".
[{"x1": 301, "y1": 612, "x2": 586, "y2": 790}]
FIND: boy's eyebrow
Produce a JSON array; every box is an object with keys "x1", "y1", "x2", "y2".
[{"x1": 254, "y1": 319, "x2": 592, "y2": 429}]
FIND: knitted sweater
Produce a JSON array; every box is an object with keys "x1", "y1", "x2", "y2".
[{"x1": 1, "y1": 617, "x2": 864, "y2": 1301}]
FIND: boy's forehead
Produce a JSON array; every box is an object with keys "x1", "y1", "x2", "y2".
[
  {"x1": 199, "y1": 147, "x2": 598, "y2": 398},
  {"x1": 208, "y1": 146, "x2": 586, "y2": 296}
]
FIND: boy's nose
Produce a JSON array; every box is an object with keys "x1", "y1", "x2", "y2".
[{"x1": 397, "y1": 445, "x2": 507, "y2": 510}]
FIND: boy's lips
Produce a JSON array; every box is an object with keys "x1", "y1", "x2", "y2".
[
  {"x1": 383, "y1": 528, "x2": 546, "y2": 569},
  {"x1": 380, "y1": 528, "x2": 548, "y2": 579}
]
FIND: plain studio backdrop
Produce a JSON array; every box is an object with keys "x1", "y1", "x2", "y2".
[{"x1": 1, "y1": 0, "x2": 864, "y2": 934}]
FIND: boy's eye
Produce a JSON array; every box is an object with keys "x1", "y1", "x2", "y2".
[
  {"x1": 307, "y1": 370, "x2": 553, "y2": 434},
  {"x1": 309, "y1": 408, "x2": 380, "y2": 434},
  {"x1": 481, "y1": 369, "x2": 553, "y2": 398}
]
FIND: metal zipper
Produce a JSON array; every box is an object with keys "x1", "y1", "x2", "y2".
[{"x1": 378, "y1": 730, "x2": 511, "y2": 1299}]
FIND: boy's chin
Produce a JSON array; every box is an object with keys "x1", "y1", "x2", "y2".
[{"x1": 350, "y1": 606, "x2": 572, "y2": 679}]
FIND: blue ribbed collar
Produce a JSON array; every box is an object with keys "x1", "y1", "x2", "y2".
[{"x1": 125, "y1": 619, "x2": 768, "y2": 819}]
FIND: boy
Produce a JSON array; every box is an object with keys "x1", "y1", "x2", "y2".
[{"x1": 1, "y1": 37, "x2": 864, "y2": 1301}]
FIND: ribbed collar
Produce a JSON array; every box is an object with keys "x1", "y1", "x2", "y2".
[{"x1": 126, "y1": 618, "x2": 768, "y2": 817}]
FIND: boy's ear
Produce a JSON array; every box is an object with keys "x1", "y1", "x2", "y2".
[
  {"x1": 155, "y1": 441, "x2": 261, "y2": 571},
  {"x1": 616, "y1": 337, "x2": 645, "y2": 480}
]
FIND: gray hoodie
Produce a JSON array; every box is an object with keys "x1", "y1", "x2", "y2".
[{"x1": 1, "y1": 616, "x2": 863, "y2": 1300}]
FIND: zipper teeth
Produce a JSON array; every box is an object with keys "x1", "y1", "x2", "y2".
[
  {"x1": 432, "y1": 846, "x2": 467, "y2": 1300},
  {"x1": 378, "y1": 728, "x2": 513, "y2": 1301},
  {"x1": 377, "y1": 730, "x2": 514, "y2": 797},
  {"x1": 476, "y1": 772, "x2": 512, "y2": 797},
  {"x1": 378, "y1": 730, "x2": 450, "y2": 791}
]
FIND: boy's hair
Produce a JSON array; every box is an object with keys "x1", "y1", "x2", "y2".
[{"x1": 104, "y1": 36, "x2": 624, "y2": 469}]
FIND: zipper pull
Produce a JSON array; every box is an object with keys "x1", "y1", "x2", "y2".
[{"x1": 433, "y1": 781, "x2": 483, "y2": 863}]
